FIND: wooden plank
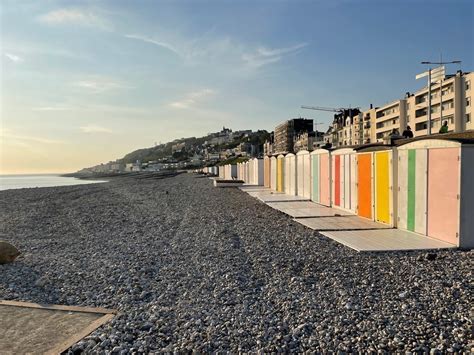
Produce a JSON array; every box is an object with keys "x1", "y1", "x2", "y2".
[
  {"x1": 0, "y1": 300, "x2": 116, "y2": 355},
  {"x1": 0, "y1": 300, "x2": 116, "y2": 314},
  {"x1": 48, "y1": 313, "x2": 115, "y2": 355}
]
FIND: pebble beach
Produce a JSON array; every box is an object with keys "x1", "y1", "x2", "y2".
[{"x1": 0, "y1": 173, "x2": 472, "y2": 353}]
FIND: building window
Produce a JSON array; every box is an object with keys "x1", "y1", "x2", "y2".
[
  {"x1": 407, "y1": 114, "x2": 410, "y2": 122},
  {"x1": 466, "y1": 80, "x2": 470, "y2": 91},
  {"x1": 467, "y1": 113, "x2": 471, "y2": 123},
  {"x1": 442, "y1": 100, "x2": 454, "y2": 110},
  {"x1": 467, "y1": 97, "x2": 471, "y2": 107}
]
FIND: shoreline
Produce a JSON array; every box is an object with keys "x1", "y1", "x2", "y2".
[{"x1": 0, "y1": 174, "x2": 471, "y2": 353}]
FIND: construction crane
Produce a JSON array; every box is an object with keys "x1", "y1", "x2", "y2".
[
  {"x1": 301, "y1": 105, "x2": 360, "y2": 113},
  {"x1": 301, "y1": 105, "x2": 360, "y2": 132}
]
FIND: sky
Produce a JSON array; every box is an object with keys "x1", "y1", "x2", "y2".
[{"x1": 1, "y1": 0, "x2": 473, "y2": 174}]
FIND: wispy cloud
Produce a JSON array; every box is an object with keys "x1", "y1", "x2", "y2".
[
  {"x1": 169, "y1": 89, "x2": 216, "y2": 109},
  {"x1": 33, "y1": 106, "x2": 73, "y2": 111},
  {"x1": 124, "y1": 34, "x2": 181, "y2": 57},
  {"x1": 73, "y1": 78, "x2": 131, "y2": 93},
  {"x1": 0, "y1": 128, "x2": 63, "y2": 145},
  {"x1": 242, "y1": 43, "x2": 308, "y2": 68},
  {"x1": 38, "y1": 8, "x2": 110, "y2": 30},
  {"x1": 79, "y1": 124, "x2": 113, "y2": 134},
  {"x1": 4, "y1": 53, "x2": 23, "y2": 63},
  {"x1": 124, "y1": 29, "x2": 308, "y2": 73}
]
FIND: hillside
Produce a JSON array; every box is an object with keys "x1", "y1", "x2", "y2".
[{"x1": 119, "y1": 129, "x2": 270, "y2": 164}]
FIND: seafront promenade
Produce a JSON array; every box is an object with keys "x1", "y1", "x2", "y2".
[{"x1": 0, "y1": 174, "x2": 471, "y2": 353}]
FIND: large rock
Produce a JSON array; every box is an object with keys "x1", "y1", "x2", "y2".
[{"x1": 0, "y1": 241, "x2": 20, "y2": 264}]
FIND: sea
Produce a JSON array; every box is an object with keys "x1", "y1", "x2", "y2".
[{"x1": 0, "y1": 174, "x2": 107, "y2": 191}]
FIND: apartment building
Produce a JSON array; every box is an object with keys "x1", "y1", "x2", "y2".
[
  {"x1": 406, "y1": 71, "x2": 472, "y2": 136},
  {"x1": 330, "y1": 109, "x2": 360, "y2": 147},
  {"x1": 374, "y1": 99, "x2": 407, "y2": 142},
  {"x1": 273, "y1": 118, "x2": 313, "y2": 154},
  {"x1": 360, "y1": 107, "x2": 376, "y2": 144},
  {"x1": 293, "y1": 131, "x2": 325, "y2": 152},
  {"x1": 466, "y1": 73, "x2": 473, "y2": 131}
]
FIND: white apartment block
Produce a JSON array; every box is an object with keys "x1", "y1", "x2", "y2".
[
  {"x1": 374, "y1": 99, "x2": 407, "y2": 141},
  {"x1": 369, "y1": 71, "x2": 472, "y2": 143},
  {"x1": 406, "y1": 71, "x2": 472, "y2": 137}
]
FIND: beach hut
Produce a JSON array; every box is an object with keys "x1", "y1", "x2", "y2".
[
  {"x1": 245, "y1": 161, "x2": 250, "y2": 183},
  {"x1": 331, "y1": 148, "x2": 358, "y2": 213},
  {"x1": 310, "y1": 149, "x2": 331, "y2": 206},
  {"x1": 397, "y1": 138, "x2": 474, "y2": 248},
  {"x1": 284, "y1": 153, "x2": 297, "y2": 195},
  {"x1": 355, "y1": 145, "x2": 398, "y2": 226},
  {"x1": 219, "y1": 165, "x2": 225, "y2": 179},
  {"x1": 264, "y1": 156, "x2": 271, "y2": 188},
  {"x1": 276, "y1": 155, "x2": 285, "y2": 192},
  {"x1": 270, "y1": 156, "x2": 277, "y2": 191},
  {"x1": 246, "y1": 161, "x2": 252, "y2": 184},
  {"x1": 224, "y1": 164, "x2": 237, "y2": 180},
  {"x1": 250, "y1": 158, "x2": 264, "y2": 185},
  {"x1": 296, "y1": 150, "x2": 311, "y2": 199},
  {"x1": 236, "y1": 163, "x2": 241, "y2": 180}
]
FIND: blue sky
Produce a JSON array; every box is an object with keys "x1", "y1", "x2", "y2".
[{"x1": 1, "y1": 0, "x2": 473, "y2": 173}]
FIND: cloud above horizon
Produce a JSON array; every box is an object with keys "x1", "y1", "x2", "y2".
[
  {"x1": 5, "y1": 53, "x2": 23, "y2": 63},
  {"x1": 73, "y1": 77, "x2": 131, "y2": 93},
  {"x1": 0, "y1": 128, "x2": 64, "y2": 145},
  {"x1": 79, "y1": 124, "x2": 113, "y2": 134},
  {"x1": 169, "y1": 89, "x2": 216, "y2": 109},
  {"x1": 124, "y1": 34, "x2": 181, "y2": 57},
  {"x1": 38, "y1": 8, "x2": 111, "y2": 29},
  {"x1": 242, "y1": 43, "x2": 308, "y2": 68}
]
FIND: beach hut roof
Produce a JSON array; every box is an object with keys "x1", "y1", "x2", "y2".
[{"x1": 396, "y1": 131, "x2": 474, "y2": 147}]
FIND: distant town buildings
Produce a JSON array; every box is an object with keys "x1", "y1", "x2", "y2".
[
  {"x1": 273, "y1": 118, "x2": 314, "y2": 154},
  {"x1": 80, "y1": 70, "x2": 472, "y2": 174},
  {"x1": 293, "y1": 131, "x2": 324, "y2": 152}
]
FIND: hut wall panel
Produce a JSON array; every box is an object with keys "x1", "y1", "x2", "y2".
[
  {"x1": 264, "y1": 157, "x2": 270, "y2": 188},
  {"x1": 350, "y1": 155, "x2": 357, "y2": 212},
  {"x1": 357, "y1": 153, "x2": 372, "y2": 219},
  {"x1": 297, "y1": 155, "x2": 304, "y2": 197},
  {"x1": 398, "y1": 150, "x2": 408, "y2": 230},
  {"x1": 427, "y1": 148, "x2": 460, "y2": 244},
  {"x1": 320, "y1": 154, "x2": 331, "y2": 206},
  {"x1": 303, "y1": 153, "x2": 311, "y2": 198},
  {"x1": 285, "y1": 155, "x2": 296, "y2": 195},
  {"x1": 460, "y1": 147, "x2": 474, "y2": 248},
  {"x1": 375, "y1": 151, "x2": 391, "y2": 224},
  {"x1": 311, "y1": 155, "x2": 320, "y2": 203},
  {"x1": 413, "y1": 149, "x2": 428, "y2": 234},
  {"x1": 334, "y1": 155, "x2": 341, "y2": 206},
  {"x1": 257, "y1": 159, "x2": 264, "y2": 186},
  {"x1": 277, "y1": 157, "x2": 284, "y2": 192},
  {"x1": 343, "y1": 155, "x2": 351, "y2": 210},
  {"x1": 270, "y1": 157, "x2": 277, "y2": 190}
]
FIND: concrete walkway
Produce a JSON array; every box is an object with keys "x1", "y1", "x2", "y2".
[
  {"x1": 238, "y1": 186, "x2": 456, "y2": 252},
  {"x1": 266, "y1": 201, "x2": 353, "y2": 218},
  {"x1": 295, "y1": 215, "x2": 392, "y2": 231},
  {"x1": 321, "y1": 229, "x2": 457, "y2": 252}
]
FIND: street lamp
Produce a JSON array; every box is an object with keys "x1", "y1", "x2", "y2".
[{"x1": 418, "y1": 60, "x2": 461, "y2": 135}]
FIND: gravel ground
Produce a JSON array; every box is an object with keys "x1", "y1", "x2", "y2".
[{"x1": 0, "y1": 174, "x2": 472, "y2": 353}]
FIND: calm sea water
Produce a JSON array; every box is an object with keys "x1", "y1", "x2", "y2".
[{"x1": 0, "y1": 174, "x2": 107, "y2": 191}]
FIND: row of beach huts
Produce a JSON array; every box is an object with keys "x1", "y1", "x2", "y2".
[{"x1": 200, "y1": 135, "x2": 474, "y2": 249}]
